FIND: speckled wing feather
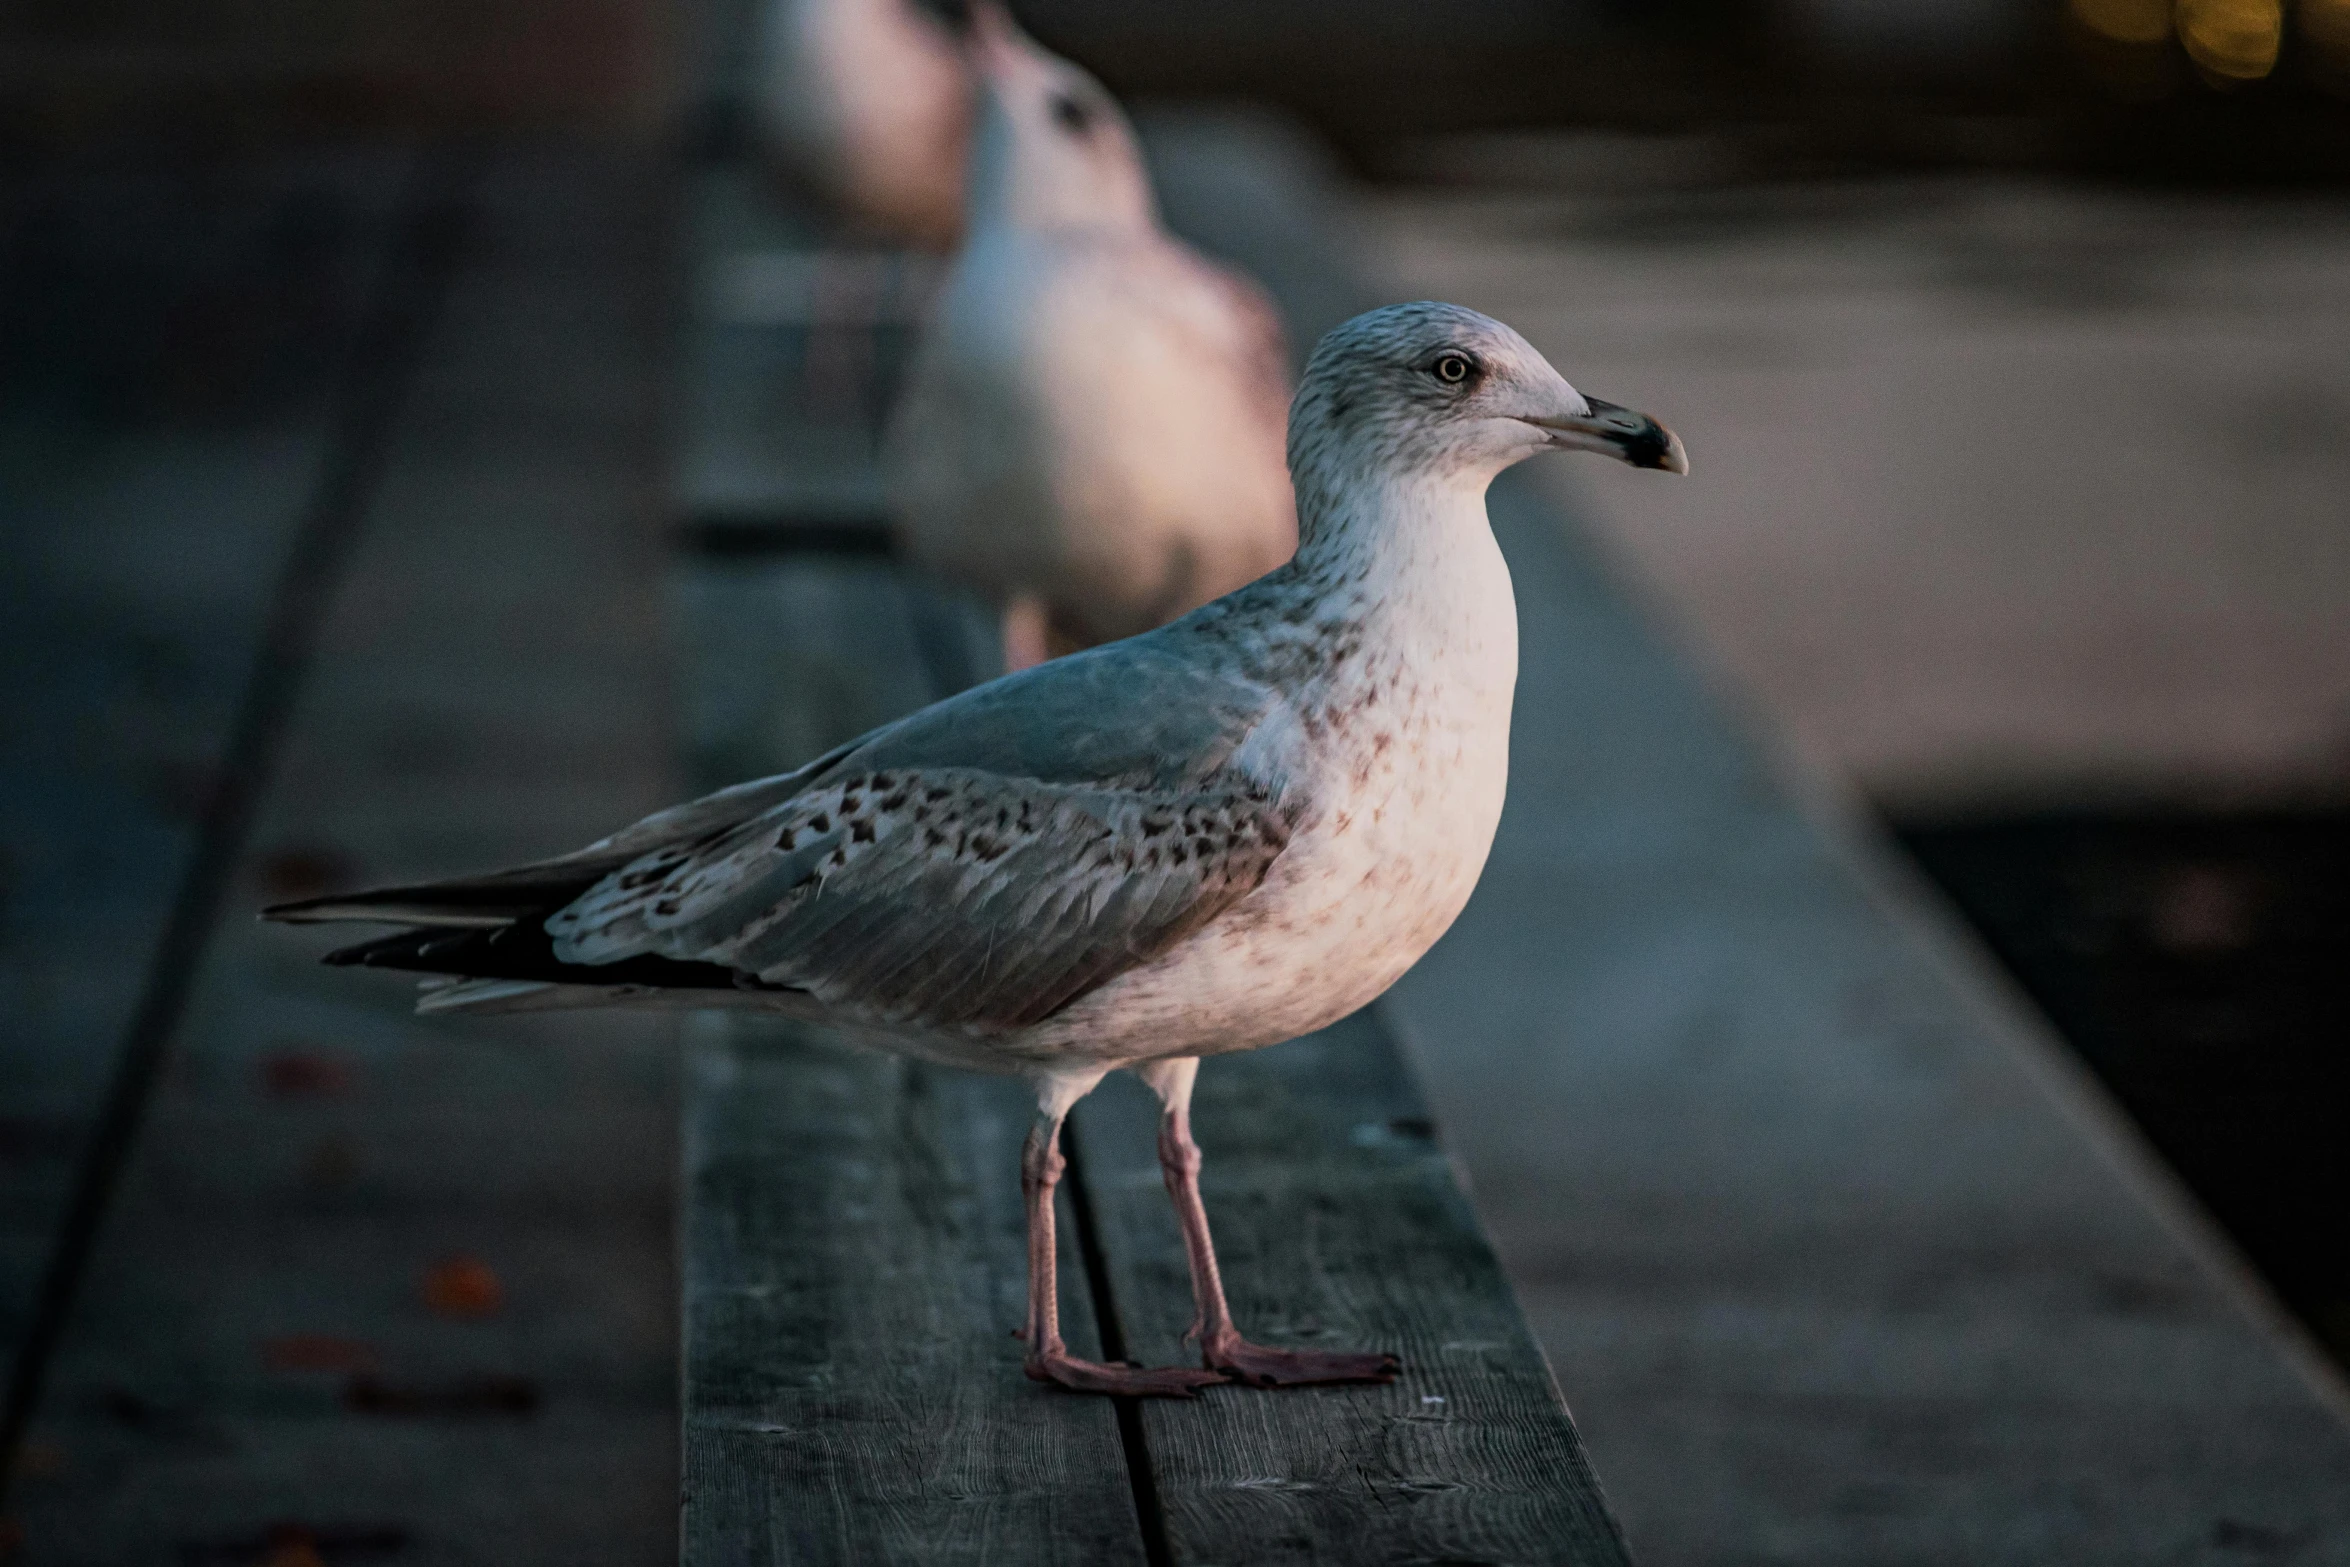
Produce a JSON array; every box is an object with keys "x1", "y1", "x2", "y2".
[
  {"x1": 540, "y1": 637, "x2": 1298, "y2": 1029},
  {"x1": 266, "y1": 633, "x2": 1276, "y2": 928},
  {"x1": 261, "y1": 737, "x2": 868, "y2": 926},
  {"x1": 270, "y1": 631, "x2": 1302, "y2": 1028},
  {"x1": 549, "y1": 761, "x2": 1293, "y2": 1030}
]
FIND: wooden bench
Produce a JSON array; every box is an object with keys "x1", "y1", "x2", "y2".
[
  {"x1": 1, "y1": 146, "x2": 685, "y2": 1557},
  {"x1": 669, "y1": 127, "x2": 1632, "y2": 1565}
]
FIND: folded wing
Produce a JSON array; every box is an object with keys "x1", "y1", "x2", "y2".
[
  {"x1": 263, "y1": 633, "x2": 1298, "y2": 1029},
  {"x1": 552, "y1": 764, "x2": 1292, "y2": 1030}
]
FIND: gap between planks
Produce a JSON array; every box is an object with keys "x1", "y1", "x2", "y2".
[
  {"x1": 903, "y1": 571, "x2": 1179, "y2": 1567},
  {"x1": 0, "y1": 145, "x2": 477, "y2": 1505}
]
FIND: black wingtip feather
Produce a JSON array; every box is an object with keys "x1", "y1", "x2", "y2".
[
  {"x1": 262, "y1": 882, "x2": 563, "y2": 924},
  {"x1": 320, "y1": 916, "x2": 789, "y2": 998}
]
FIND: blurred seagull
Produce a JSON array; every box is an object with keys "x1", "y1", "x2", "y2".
[
  {"x1": 268, "y1": 303, "x2": 1686, "y2": 1397},
  {"x1": 883, "y1": 4, "x2": 1298, "y2": 670},
  {"x1": 752, "y1": 0, "x2": 973, "y2": 248}
]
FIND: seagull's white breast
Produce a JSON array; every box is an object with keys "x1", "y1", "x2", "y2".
[{"x1": 1041, "y1": 503, "x2": 1518, "y2": 1062}]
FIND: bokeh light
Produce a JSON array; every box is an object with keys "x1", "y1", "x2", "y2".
[
  {"x1": 2175, "y1": 0, "x2": 2284, "y2": 78},
  {"x1": 2070, "y1": 0, "x2": 2175, "y2": 44}
]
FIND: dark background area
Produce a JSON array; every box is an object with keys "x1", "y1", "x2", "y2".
[
  {"x1": 1901, "y1": 810, "x2": 2350, "y2": 1363},
  {"x1": 1022, "y1": 0, "x2": 2350, "y2": 184},
  {"x1": 7, "y1": 0, "x2": 2350, "y2": 180},
  {"x1": 1, "y1": 0, "x2": 2346, "y2": 1552}
]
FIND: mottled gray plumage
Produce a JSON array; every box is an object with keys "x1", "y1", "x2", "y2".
[{"x1": 551, "y1": 758, "x2": 1288, "y2": 1030}]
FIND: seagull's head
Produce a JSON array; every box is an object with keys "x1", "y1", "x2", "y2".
[
  {"x1": 1288, "y1": 302, "x2": 1687, "y2": 504},
  {"x1": 963, "y1": 2, "x2": 1155, "y2": 236}
]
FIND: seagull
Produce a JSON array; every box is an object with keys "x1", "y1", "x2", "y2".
[
  {"x1": 267, "y1": 303, "x2": 1687, "y2": 1397},
  {"x1": 751, "y1": 0, "x2": 973, "y2": 249},
  {"x1": 882, "y1": 4, "x2": 1298, "y2": 671}
]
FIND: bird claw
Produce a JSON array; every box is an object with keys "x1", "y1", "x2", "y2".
[
  {"x1": 1026, "y1": 1349, "x2": 1227, "y2": 1398},
  {"x1": 1204, "y1": 1336, "x2": 1401, "y2": 1388}
]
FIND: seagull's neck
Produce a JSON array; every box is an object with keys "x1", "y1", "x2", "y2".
[
  {"x1": 1233, "y1": 465, "x2": 1517, "y2": 696},
  {"x1": 1295, "y1": 468, "x2": 1506, "y2": 608}
]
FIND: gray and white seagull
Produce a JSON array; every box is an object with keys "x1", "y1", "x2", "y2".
[
  {"x1": 267, "y1": 302, "x2": 1687, "y2": 1397},
  {"x1": 884, "y1": 4, "x2": 1298, "y2": 670}
]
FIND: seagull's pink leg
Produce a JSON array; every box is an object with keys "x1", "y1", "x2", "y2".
[
  {"x1": 1021, "y1": 1085, "x2": 1225, "y2": 1398},
  {"x1": 1137, "y1": 1057, "x2": 1401, "y2": 1388}
]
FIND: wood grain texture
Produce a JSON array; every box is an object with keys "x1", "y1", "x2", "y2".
[
  {"x1": 7, "y1": 146, "x2": 683, "y2": 1562},
  {"x1": 0, "y1": 152, "x2": 414, "y2": 1369},
  {"x1": 1384, "y1": 468, "x2": 2350, "y2": 1564},
  {"x1": 681, "y1": 1019, "x2": 1145, "y2": 1565},
  {"x1": 673, "y1": 546, "x2": 1145, "y2": 1562},
  {"x1": 1070, "y1": 1009, "x2": 1632, "y2": 1567},
  {"x1": 670, "y1": 107, "x2": 1628, "y2": 1563}
]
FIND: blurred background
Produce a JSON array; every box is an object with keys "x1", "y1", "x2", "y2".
[{"x1": 2, "y1": 0, "x2": 2346, "y2": 1559}]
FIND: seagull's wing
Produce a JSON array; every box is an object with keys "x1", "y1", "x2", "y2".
[
  {"x1": 849, "y1": 628, "x2": 1274, "y2": 791},
  {"x1": 260, "y1": 734, "x2": 871, "y2": 928},
  {"x1": 266, "y1": 631, "x2": 1270, "y2": 923},
  {"x1": 547, "y1": 759, "x2": 1291, "y2": 1030},
  {"x1": 265, "y1": 630, "x2": 1297, "y2": 1026}
]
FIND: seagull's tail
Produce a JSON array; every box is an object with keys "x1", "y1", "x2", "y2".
[
  {"x1": 415, "y1": 977, "x2": 569, "y2": 1015},
  {"x1": 262, "y1": 867, "x2": 585, "y2": 929},
  {"x1": 414, "y1": 976, "x2": 793, "y2": 1017},
  {"x1": 269, "y1": 883, "x2": 806, "y2": 1018}
]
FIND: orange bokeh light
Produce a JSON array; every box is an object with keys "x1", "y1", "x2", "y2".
[
  {"x1": 2071, "y1": 0, "x2": 2174, "y2": 43},
  {"x1": 2176, "y1": 0, "x2": 2284, "y2": 77}
]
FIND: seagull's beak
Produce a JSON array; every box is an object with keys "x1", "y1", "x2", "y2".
[{"x1": 1522, "y1": 396, "x2": 1690, "y2": 475}]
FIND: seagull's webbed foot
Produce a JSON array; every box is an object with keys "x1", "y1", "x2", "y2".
[
  {"x1": 1026, "y1": 1347, "x2": 1227, "y2": 1398},
  {"x1": 1201, "y1": 1330, "x2": 1401, "y2": 1388}
]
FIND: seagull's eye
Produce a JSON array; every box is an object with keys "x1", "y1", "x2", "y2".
[
  {"x1": 1050, "y1": 93, "x2": 1094, "y2": 136},
  {"x1": 1431, "y1": 352, "x2": 1475, "y2": 387}
]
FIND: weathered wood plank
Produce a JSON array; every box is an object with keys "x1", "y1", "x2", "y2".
[
  {"x1": 0, "y1": 153, "x2": 414, "y2": 1368},
  {"x1": 1346, "y1": 152, "x2": 2350, "y2": 1560},
  {"x1": 682, "y1": 1019, "x2": 1147, "y2": 1566},
  {"x1": 672, "y1": 104, "x2": 1632, "y2": 1562},
  {"x1": 673, "y1": 550, "x2": 1141, "y2": 1562},
  {"x1": 1381, "y1": 468, "x2": 2350, "y2": 1563},
  {"x1": 1070, "y1": 1011, "x2": 1632, "y2": 1567},
  {"x1": 6, "y1": 145, "x2": 682, "y2": 1561},
  {"x1": 1151, "y1": 105, "x2": 2350, "y2": 1554}
]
